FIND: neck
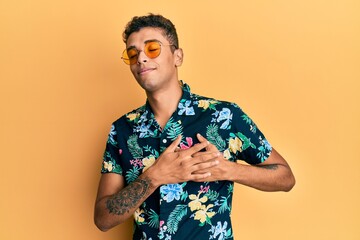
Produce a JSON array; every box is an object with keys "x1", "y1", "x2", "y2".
[{"x1": 146, "y1": 81, "x2": 183, "y2": 129}]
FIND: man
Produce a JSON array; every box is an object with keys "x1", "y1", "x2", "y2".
[{"x1": 94, "y1": 14, "x2": 295, "y2": 240}]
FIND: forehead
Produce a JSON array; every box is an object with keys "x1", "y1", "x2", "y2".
[{"x1": 126, "y1": 27, "x2": 168, "y2": 47}]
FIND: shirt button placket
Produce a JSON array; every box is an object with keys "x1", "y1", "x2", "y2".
[{"x1": 159, "y1": 133, "x2": 170, "y2": 238}]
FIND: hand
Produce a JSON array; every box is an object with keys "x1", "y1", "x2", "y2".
[
  {"x1": 192, "y1": 134, "x2": 236, "y2": 182},
  {"x1": 148, "y1": 135, "x2": 220, "y2": 186}
]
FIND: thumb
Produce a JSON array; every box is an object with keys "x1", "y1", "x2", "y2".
[{"x1": 164, "y1": 135, "x2": 182, "y2": 153}]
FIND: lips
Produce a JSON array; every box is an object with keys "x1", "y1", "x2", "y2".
[{"x1": 138, "y1": 67, "x2": 156, "y2": 75}]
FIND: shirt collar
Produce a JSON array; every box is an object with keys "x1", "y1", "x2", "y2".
[{"x1": 134, "y1": 81, "x2": 196, "y2": 135}]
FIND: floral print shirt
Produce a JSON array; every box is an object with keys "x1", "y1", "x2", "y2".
[{"x1": 101, "y1": 82, "x2": 272, "y2": 240}]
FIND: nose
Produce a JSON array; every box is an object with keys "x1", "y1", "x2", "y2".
[{"x1": 137, "y1": 50, "x2": 148, "y2": 64}]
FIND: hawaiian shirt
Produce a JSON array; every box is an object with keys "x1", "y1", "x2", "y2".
[{"x1": 101, "y1": 82, "x2": 272, "y2": 240}]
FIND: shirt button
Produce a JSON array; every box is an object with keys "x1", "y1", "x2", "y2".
[{"x1": 162, "y1": 139, "x2": 167, "y2": 144}]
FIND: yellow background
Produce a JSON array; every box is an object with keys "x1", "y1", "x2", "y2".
[{"x1": 1, "y1": 1, "x2": 359, "y2": 239}]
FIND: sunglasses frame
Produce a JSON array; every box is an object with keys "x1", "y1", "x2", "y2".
[{"x1": 122, "y1": 40, "x2": 176, "y2": 65}]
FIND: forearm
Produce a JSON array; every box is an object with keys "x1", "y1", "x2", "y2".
[
  {"x1": 228, "y1": 161, "x2": 295, "y2": 192},
  {"x1": 94, "y1": 172, "x2": 158, "y2": 231}
]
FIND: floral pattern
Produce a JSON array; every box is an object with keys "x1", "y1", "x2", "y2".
[
  {"x1": 101, "y1": 82, "x2": 272, "y2": 239},
  {"x1": 160, "y1": 184, "x2": 184, "y2": 203}
]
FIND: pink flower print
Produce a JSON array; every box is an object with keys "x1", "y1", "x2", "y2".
[
  {"x1": 159, "y1": 220, "x2": 164, "y2": 227},
  {"x1": 119, "y1": 149, "x2": 123, "y2": 155},
  {"x1": 200, "y1": 185, "x2": 210, "y2": 193},
  {"x1": 130, "y1": 159, "x2": 143, "y2": 168},
  {"x1": 180, "y1": 137, "x2": 193, "y2": 149}
]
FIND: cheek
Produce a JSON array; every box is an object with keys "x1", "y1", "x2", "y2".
[{"x1": 130, "y1": 66, "x2": 138, "y2": 76}]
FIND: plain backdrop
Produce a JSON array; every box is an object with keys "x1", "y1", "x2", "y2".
[{"x1": 1, "y1": 0, "x2": 359, "y2": 239}]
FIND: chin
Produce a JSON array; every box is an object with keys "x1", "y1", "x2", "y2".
[{"x1": 136, "y1": 79, "x2": 158, "y2": 92}]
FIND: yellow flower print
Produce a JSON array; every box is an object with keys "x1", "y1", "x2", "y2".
[
  {"x1": 134, "y1": 208, "x2": 145, "y2": 223},
  {"x1": 229, "y1": 137, "x2": 242, "y2": 154},
  {"x1": 198, "y1": 100, "x2": 210, "y2": 110},
  {"x1": 194, "y1": 204, "x2": 216, "y2": 223},
  {"x1": 223, "y1": 149, "x2": 231, "y2": 160},
  {"x1": 126, "y1": 113, "x2": 139, "y2": 121},
  {"x1": 142, "y1": 155, "x2": 155, "y2": 172},
  {"x1": 103, "y1": 161, "x2": 113, "y2": 172},
  {"x1": 188, "y1": 194, "x2": 208, "y2": 211}
]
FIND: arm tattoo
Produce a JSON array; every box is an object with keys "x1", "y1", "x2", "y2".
[
  {"x1": 257, "y1": 164, "x2": 279, "y2": 170},
  {"x1": 106, "y1": 178, "x2": 151, "y2": 215}
]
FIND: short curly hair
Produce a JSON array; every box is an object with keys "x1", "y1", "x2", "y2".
[{"x1": 123, "y1": 13, "x2": 179, "y2": 49}]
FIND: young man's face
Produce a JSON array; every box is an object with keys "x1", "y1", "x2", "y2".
[{"x1": 126, "y1": 27, "x2": 182, "y2": 93}]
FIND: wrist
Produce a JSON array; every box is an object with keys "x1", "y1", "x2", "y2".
[
  {"x1": 225, "y1": 161, "x2": 240, "y2": 182},
  {"x1": 142, "y1": 165, "x2": 162, "y2": 188}
]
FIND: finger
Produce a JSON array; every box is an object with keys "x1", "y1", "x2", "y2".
[
  {"x1": 188, "y1": 152, "x2": 220, "y2": 165},
  {"x1": 196, "y1": 133, "x2": 218, "y2": 152},
  {"x1": 193, "y1": 151, "x2": 220, "y2": 157},
  {"x1": 190, "y1": 172, "x2": 212, "y2": 181},
  {"x1": 164, "y1": 135, "x2": 182, "y2": 153},
  {"x1": 190, "y1": 158, "x2": 219, "y2": 172},
  {"x1": 184, "y1": 139, "x2": 210, "y2": 156}
]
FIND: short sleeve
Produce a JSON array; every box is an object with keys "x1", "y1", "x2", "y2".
[
  {"x1": 231, "y1": 104, "x2": 272, "y2": 165},
  {"x1": 101, "y1": 124, "x2": 123, "y2": 175}
]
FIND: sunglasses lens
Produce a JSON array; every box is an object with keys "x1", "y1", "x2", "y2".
[
  {"x1": 145, "y1": 41, "x2": 161, "y2": 59},
  {"x1": 122, "y1": 41, "x2": 162, "y2": 65},
  {"x1": 126, "y1": 48, "x2": 139, "y2": 65},
  {"x1": 122, "y1": 50, "x2": 131, "y2": 65}
]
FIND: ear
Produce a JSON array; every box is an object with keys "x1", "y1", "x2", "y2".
[{"x1": 174, "y1": 48, "x2": 184, "y2": 67}]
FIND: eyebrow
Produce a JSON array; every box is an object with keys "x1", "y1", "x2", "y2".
[{"x1": 126, "y1": 39, "x2": 162, "y2": 50}]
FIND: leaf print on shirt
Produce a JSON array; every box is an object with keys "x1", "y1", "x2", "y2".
[
  {"x1": 102, "y1": 151, "x2": 122, "y2": 173},
  {"x1": 206, "y1": 124, "x2": 226, "y2": 151},
  {"x1": 218, "y1": 196, "x2": 231, "y2": 214},
  {"x1": 178, "y1": 100, "x2": 195, "y2": 116},
  {"x1": 125, "y1": 166, "x2": 140, "y2": 183},
  {"x1": 165, "y1": 118, "x2": 183, "y2": 141},
  {"x1": 143, "y1": 145, "x2": 159, "y2": 158},
  {"x1": 235, "y1": 132, "x2": 256, "y2": 151},
  {"x1": 229, "y1": 132, "x2": 256, "y2": 152},
  {"x1": 256, "y1": 136, "x2": 272, "y2": 162},
  {"x1": 205, "y1": 189, "x2": 220, "y2": 201},
  {"x1": 166, "y1": 204, "x2": 188, "y2": 234},
  {"x1": 160, "y1": 184, "x2": 184, "y2": 203},
  {"x1": 147, "y1": 208, "x2": 159, "y2": 229},
  {"x1": 241, "y1": 114, "x2": 257, "y2": 133},
  {"x1": 127, "y1": 134, "x2": 143, "y2": 159}
]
